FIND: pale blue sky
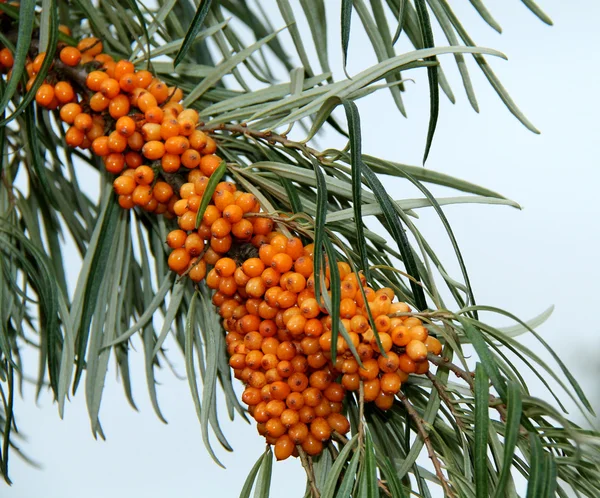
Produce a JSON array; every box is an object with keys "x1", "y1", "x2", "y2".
[{"x1": 5, "y1": 1, "x2": 599, "y2": 497}]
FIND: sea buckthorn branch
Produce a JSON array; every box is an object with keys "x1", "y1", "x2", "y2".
[
  {"x1": 297, "y1": 445, "x2": 321, "y2": 498},
  {"x1": 425, "y1": 371, "x2": 470, "y2": 434},
  {"x1": 1, "y1": 168, "x2": 16, "y2": 208},
  {"x1": 398, "y1": 391, "x2": 456, "y2": 498},
  {"x1": 426, "y1": 353, "x2": 526, "y2": 434},
  {"x1": 198, "y1": 123, "x2": 327, "y2": 165}
]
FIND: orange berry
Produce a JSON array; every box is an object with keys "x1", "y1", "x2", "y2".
[
  {"x1": 142, "y1": 140, "x2": 166, "y2": 160},
  {"x1": 148, "y1": 80, "x2": 169, "y2": 103},
  {"x1": 204, "y1": 136, "x2": 217, "y2": 154},
  {"x1": 89, "y1": 92, "x2": 109, "y2": 112},
  {"x1": 65, "y1": 126, "x2": 84, "y2": 147},
  {"x1": 161, "y1": 153, "x2": 181, "y2": 173},
  {"x1": 189, "y1": 260, "x2": 207, "y2": 282},
  {"x1": 142, "y1": 123, "x2": 161, "y2": 142},
  {"x1": 380, "y1": 372, "x2": 402, "y2": 394},
  {"x1": 0, "y1": 48, "x2": 14, "y2": 68},
  {"x1": 127, "y1": 131, "x2": 144, "y2": 151},
  {"x1": 78, "y1": 37, "x2": 103, "y2": 56},
  {"x1": 189, "y1": 130, "x2": 207, "y2": 150},
  {"x1": 231, "y1": 219, "x2": 253, "y2": 240},
  {"x1": 153, "y1": 182, "x2": 173, "y2": 203},
  {"x1": 100, "y1": 78, "x2": 120, "y2": 98},
  {"x1": 74, "y1": 113, "x2": 93, "y2": 132},
  {"x1": 274, "y1": 435, "x2": 294, "y2": 461},
  {"x1": 200, "y1": 154, "x2": 222, "y2": 176},
  {"x1": 113, "y1": 175, "x2": 136, "y2": 195},
  {"x1": 59, "y1": 102, "x2": 82, "y2": 124},
  {"x1": 167, "y1": 248, "x2": 190, "y2": 273},
  {"x1": 425, "y1": 336, "x2": 442, "y2": 355},
  {"x1": 398, "y1": 354, "x2": 417, "y2": 374},
  {"x1": 286, "y1": 422, "x2": 307, "y2": 445},
  {"x1": 166, "y1": 229, "x2": 187, "y2": 249},
  {"x1": 310, "y1": 417, "x2": 331, "y2": 442},
  {"x1": 107, "y1": 130, "x2": 127, "y2": 153},
  {"x1": 91, "y1": 136, "x2": 110, "y2": 156},
  {"x1": 60, "y1": 47, "x2": 81, "y2": 66},
  {"x1": 375, "y1": 391, "x2": 395, "y2": 410},
  {"x1": 86, "y1": 71, "x2": 108, "y2": 92},
  {"x1": 211, "y1": 218, "x2": 231, "y2": 238},
  {"x1": 35, "y1": 83, "x2": 55, "y2": 107},
  {"x1": 104, "y1": 153, "x2": 125, "y2": 174},
  {"x1": 327, "y1": 413, "x2": 350, "y2": 435},
  {"x1": 135, "y1": 70, "x2": 153, "y2": 89},
  {"x1": 53, "y1": 81, "x2": 74, "y2": 104},
  {"x1": 118, "y1": 195, "x2": 134, "y2": 209},
  {"x1": 363, "y1": 378, "x2": 381, "y2": 402},
  {"x1": 32, "y1": 53, "x2": 47, "y2": 73},
  {"x1": 132, "y1": 185, "x2": 153, "y2": 206},
  {"x1": 406, "y1": 340, "x2": 428, "y2": 362},
  {"x1": 108, "y1": 94, "x2": 130, "y2": 119}
]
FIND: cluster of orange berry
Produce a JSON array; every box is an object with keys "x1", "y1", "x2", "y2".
[
  {"x1": 0, "y1": 33, "x2": 222, "y2": 215},
  {"x1": 211, "y1": 240, "x2": 442, "y2": 460},
  {"x1": 4, "y1": 32, "x2": 444, "y2": 461}
]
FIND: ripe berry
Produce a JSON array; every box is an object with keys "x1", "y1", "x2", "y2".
[
  {"x1": 35, "y1": 83, "x2": 55, "y2": 107},
  {"x1": 168, "y1": 248, "x2": 190, "y2": 273}
]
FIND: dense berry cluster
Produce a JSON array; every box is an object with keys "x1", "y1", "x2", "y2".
[
  {"x1": 209, "y1": 238, "x2": 442, "y2": 460},
  {"x1": 0, "y1": 34, "x2": 221, "y2": 215},
  {"x1": 2, "y1": 33, "x2": 443, "y2": 460}
]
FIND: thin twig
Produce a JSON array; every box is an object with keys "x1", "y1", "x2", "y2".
[
  {"x1": 297, "y1": 445, "x2": 320, "y2": 498},
  {"x1": 426, "y1": 354, "x2": 525, "y2": 434},
  {"x1": 358, "y1": 381, "x2": 365, "y2": 448},
  {"x1": 426, "y1": 371, "x2": 467, "y2": 430},
  {"x1": 399, "y1": 392, "x2": 455, "y2": 498},
  {"x1": 1, "y1": 169, "x2": 17, "y2": 209},
  {"x1": 427, "y1": 353, "x2": 474, "y2": 388},
  {"x1": 199, "y1": 123, "x2": 325, "y2": 162}
]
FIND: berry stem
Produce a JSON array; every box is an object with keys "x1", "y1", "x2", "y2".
[
  {"x1": 398, "y1": 392, "x2": 456, "y2": 498},
  {"x1": 297, "y1": 445, "x2": 321, "y2": 498}
]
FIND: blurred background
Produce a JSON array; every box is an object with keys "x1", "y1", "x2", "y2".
[{"x1": 4, "y1": 1, "x2": 599, "y2": 496}]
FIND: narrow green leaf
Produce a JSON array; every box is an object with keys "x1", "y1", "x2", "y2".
[
  {"x1": 239, "y1": 451, "x2": 267, "y2": 498},
  {"x1": 377, "y1": 454, "x2": 408, "y2": 498},
  {"x1": 277, "y1": 0, "x2": 314, "y2": 77},
  {"x1": 320, "y1": 435, "x2": 359, "y2": 498},
  {"x1": 391, "y1": 0, "x2": 407, "y2": 45},
  {"x1": 459, "y1": 318, "x2": 506, "y2": 399},
  {"x1": 104, "y1": 272, "x2": 175, "y2": 347},
  {"x1": 151, "y1": 281, "x2": 186, "y2": 358},
  {"x1": 342, "y1": 100, "x2": 369, "y2": 281},
  {"x1": 199, "y1": 288, "x2": 232, "y2": 460},
  {"x1": 310, "y1": 157, "x2": 328, "y2": 304},
  {"x1": 414, "y1": 0, "x2": 439, "y2": 163},
  {"x1": 542, "y1": 452, "x2": 557, "y2": 497},
  {"x1": 474, "y1": 363, "x2": 489, "y2": 498},
  {"x1": 300, "y1": 0, "x2": 331, "y2": 77},
  {"x1": 195, "y1": 160, "x2": 227, "y2": 228},
  {"x1": 521, "y1": 0, "x2": 553, "y2": 25},
  {"x1": 468, "y1": 0, "x2": 502, "y2": 33},
  {"x1": 493, "y1": 382, "x2": 522, "y2": 498},
  {"x1": 525, "y1": 433, "x2": 544, "y2": 498},
  {"x1": 185, "y1": 291, "x2": 223, "y2": 467},
  {"x1": 437, "y1": 0, "x2": 539, "y2": 133},
  {"x1": 253, "y1": 447, "x2": 273, "y2": 498},
  {"x1": 0, "y1": 0, "x2": 35, "y2": 117},
  {"x1": 363, "y1": 431, "x2": 378, "y2": 498},
  {"x1": 280, "y1": 178, "x2": 303, "y2": 214},
  {"x1": 184, "y1": 29, "x2": 282, "y2": 106},
  {"x1": 323, "y1": 238, "x2": 340, "y2": 364},
  {"x1": 334, "y1": 442, "x2": 361, "y2": 498},
  {"x1": 361, "y1": 164, "x2": 427, "y2": 310},
  {"x1": 73, "y1": 198, "x2": 120, "y2": 392},
  {"x1": 174, "y1": 0, "x2": 213, "y2": 66},
  {"x1": 341, "y1": 0, "x2": 353, "y2": 71}
]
